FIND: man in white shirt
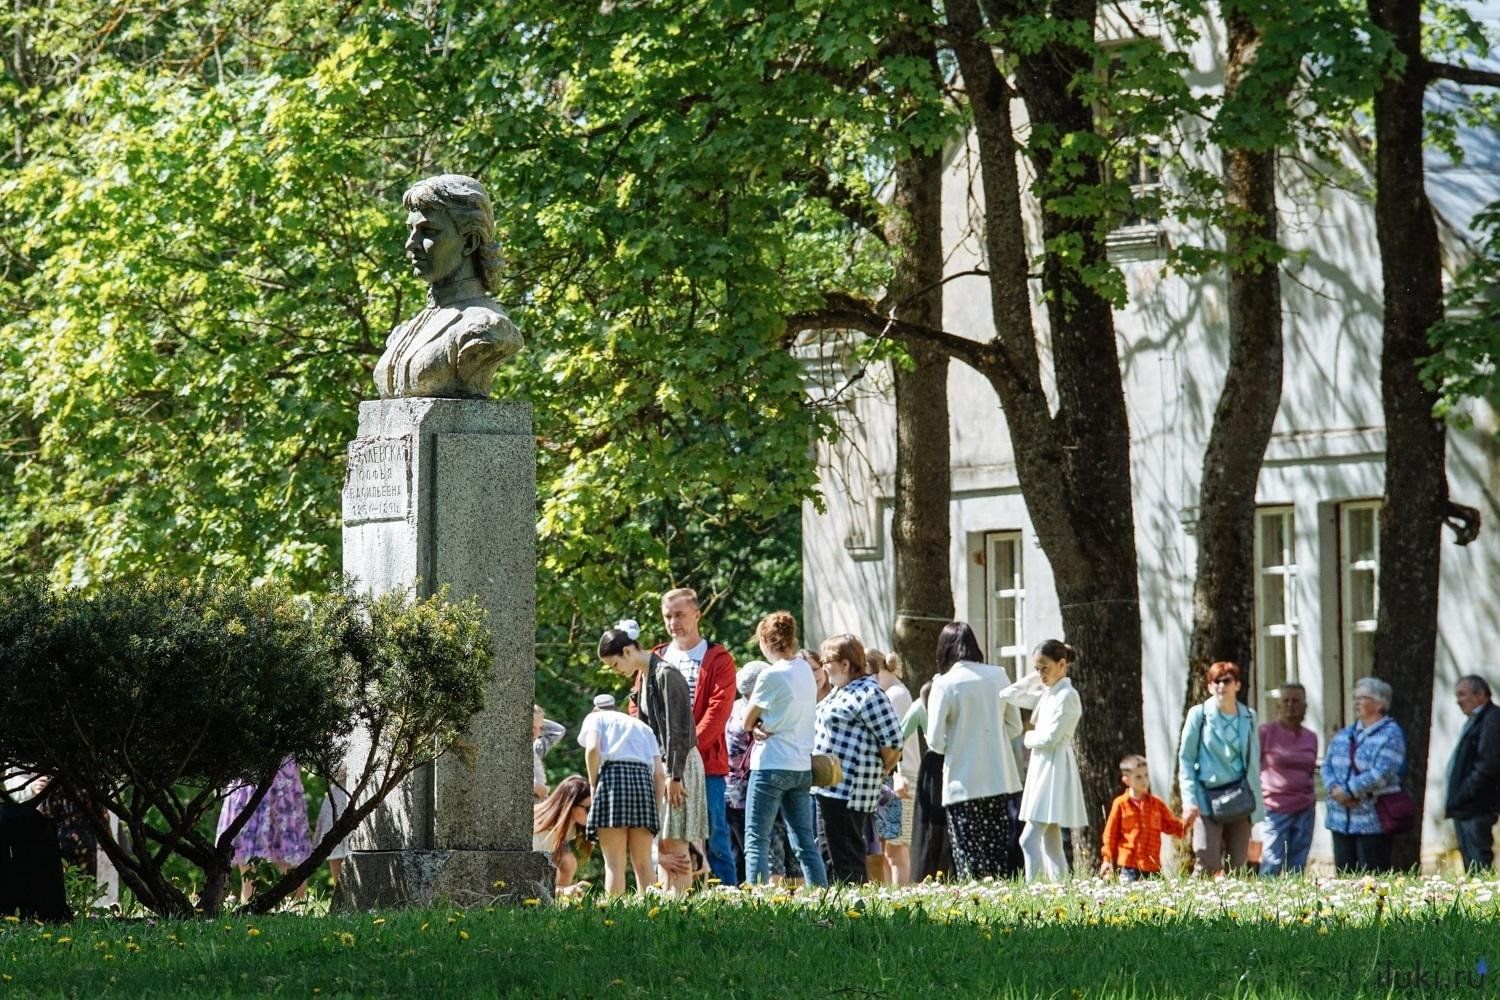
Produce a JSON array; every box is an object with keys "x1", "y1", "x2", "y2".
[{"x1": 652, "y1": 588, "x2": 738, "y2": 884}]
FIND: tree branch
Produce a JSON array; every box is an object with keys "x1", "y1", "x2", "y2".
[
  {"x1": 784, "y1": 291, "x2": 998, "y2": 374},
  {"x1": 1423, "y1": 59, "x2": 1500, "y2": 89}
]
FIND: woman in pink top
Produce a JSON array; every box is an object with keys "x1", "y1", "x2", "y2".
[{"x1": 1258, "y1": 683, "x2": 1319, "y2": 874}]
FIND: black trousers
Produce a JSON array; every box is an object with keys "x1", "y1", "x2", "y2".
[
  {"x1": 912, "y1": 750, "x2": 954, "y2": 881},
  {"x1": 817, "y1": 796, "x2": 870, "y2": 884},
  {"x1": 1331, "y1": 830, "x2": 1393, "y2": 873}
]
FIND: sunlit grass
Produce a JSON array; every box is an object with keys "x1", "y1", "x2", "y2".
[{"x1": 3, "y1": 874, "x2": 1497, "y2": 997}]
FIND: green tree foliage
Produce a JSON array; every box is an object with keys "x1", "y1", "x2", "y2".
[
  {"x1": 0, "y1": 577, "x2": 491, "y2": 918},
  {"x1": 0, "y1": 1, "x2": 861, "y2": 699}
]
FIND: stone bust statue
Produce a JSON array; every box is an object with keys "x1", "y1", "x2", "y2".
[{"x1": 374, "y1": 174, "x2": 522, "y2": 399}]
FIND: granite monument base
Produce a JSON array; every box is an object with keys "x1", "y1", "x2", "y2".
[
  {"x1": 337, "y1": 397, "x2": 552, "y2": 909},
  {"x1": 335, "y1": 849, "x2": 556, "y2": 910}
]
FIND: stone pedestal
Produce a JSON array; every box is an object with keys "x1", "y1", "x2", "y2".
[{"x1": 334, "y1": 398, "x2": 554, "y2": 909}]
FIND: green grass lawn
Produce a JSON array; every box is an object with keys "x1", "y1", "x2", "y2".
[{"x1": 3, "y1": 876, "x2": 1498, "y2": 997}]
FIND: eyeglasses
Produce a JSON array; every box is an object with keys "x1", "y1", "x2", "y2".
[{"x1": 1209, "y1": 678, "x2": 1236, "y2": 686}]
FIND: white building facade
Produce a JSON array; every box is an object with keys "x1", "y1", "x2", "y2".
[{"x1": 800, "y1": 7, "x2": 1500, "y2": 870}]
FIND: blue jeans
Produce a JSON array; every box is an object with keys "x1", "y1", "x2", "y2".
[
  {"x1": 1259, "y1": 808, "x2": 1315, "y2": 875},
  {"x1": 1455, "y1": 815, "x2": 1497, "y2": 872},
  {"x1": 745, "y1": 769, "x2": 827, "y2": 886},
  {"x1": 703, "y1": 775, "x2": 737, "y2": 884}
]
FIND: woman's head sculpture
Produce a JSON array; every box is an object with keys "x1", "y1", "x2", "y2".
[
  {"x1": 373, "y1": 173, "x2": 522, "y2": 399},
  {"x1": 402, "y1": 174, "x2": 503, "y2": 293}
]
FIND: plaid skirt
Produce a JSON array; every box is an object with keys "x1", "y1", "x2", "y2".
[{"x1": 587, "y1": 760, "x2": 658, "y2": 841}]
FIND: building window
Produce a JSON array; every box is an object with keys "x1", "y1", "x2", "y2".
[
  {"x1": 1253, "y1": 506, "x2": 1298, "y2": 720},
  {"x1": 1098, "y1": 39, "x2": 1167, "y2": 259},
  {"x1": 984, "y1": 531, "x2": 1026, "y2": 679},
  {"x1": 1338, "y1": 500, "x2": 1381, "y2": 715}
]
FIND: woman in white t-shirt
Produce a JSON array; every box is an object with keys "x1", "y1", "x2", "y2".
[
  {"x1": 578, "y1": 694, "x2": 667, "y2": 896},
  {"x1": 741, "y1": 611, "x2": 829, "y2": 887}
]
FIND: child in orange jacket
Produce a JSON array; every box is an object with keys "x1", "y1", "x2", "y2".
[{"x1": 1100, "y1": 755, "x2": 1199, "y2": 880}]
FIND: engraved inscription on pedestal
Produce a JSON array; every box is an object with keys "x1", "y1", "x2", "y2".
[{"x1": 343, "y1": 436, "x2": 413, "y2": 524}]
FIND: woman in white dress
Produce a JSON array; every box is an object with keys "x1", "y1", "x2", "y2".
[{"x1": 998, "y1": 639, "x2": 1086, "y2": 881}]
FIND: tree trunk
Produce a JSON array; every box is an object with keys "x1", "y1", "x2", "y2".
[
  {"x1": 1368, "y1": 0, "x2": 1447, "y2": 872},
  {"x1": 887, "y1": 29, "x2": 954, "y2": 696},
  {"x1": 1181, "y1": 10, "x2": 1289, "y2": 726},
  {"x1": 951, "y1": 0, "x2": 1146, "y2": 849}
]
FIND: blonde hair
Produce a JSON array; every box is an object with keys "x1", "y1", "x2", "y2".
[{"x1": 661, "y1": 587, "x2": 699, "y2": 609}]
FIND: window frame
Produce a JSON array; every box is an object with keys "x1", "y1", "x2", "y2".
[
  {"x1": 983, "y1": 530, "x2": 1027, "y2": 679},
  {"x1": 1252, "y1": 505, "x2": 1299, "y2": 720},
  {"x1": 1336, "y1": 499, "x2": 1382, "y2": 728},
  {"x1": 1096, "y1": 37, "x2": 1168, "y2": 257}
]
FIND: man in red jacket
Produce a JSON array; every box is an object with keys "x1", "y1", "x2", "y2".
[{"x1": 654, "y1": 587, "x2": 738, "y2": 885}]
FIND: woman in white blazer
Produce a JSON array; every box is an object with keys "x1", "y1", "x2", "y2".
[
  {"x1": 926, "y1": 622, "x2": 1024, "y2": 879},
  {"x1": 999, "y1": 639, "x2": 1086, "y2": 881}
]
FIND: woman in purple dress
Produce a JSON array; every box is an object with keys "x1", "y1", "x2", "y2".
[{"x1": 216, "y1": 758, "x2": 313, "y2": 903}]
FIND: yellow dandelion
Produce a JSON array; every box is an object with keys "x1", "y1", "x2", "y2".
[
  {"x1": 603, "y1": 919, "x2": 615, "y2": 926},
  {"x1": 2, "y1": 916, "x2": 19, "y2": 924},
  {"x1": 336, "y1": 932, "x2": 356, "y2": 947},
  {"x1": 492, "y1": 880, "x2": 507, "y2": 889},
  {"x1": 458, "y1": 930, "x2": 470, "y2": 941},
  {"x1": 522, "y1": 898, "x2": 541, "y2": 907},
  {"x1": 56, "y1": 936, "x2": 72, "y2": 945},
  {"x1": 845, "y1": 909, "x2": 863, "y2": 919},
  {"x1": 125, "y1": 942, "x2": 140, "y2": 953},
  {"x1": 647, "y1": 906, "x2": 661, "y2": 918},
  {"x1": 247, "y1": 928, "x2": 261, "y2": 938},
  {"x1": 372, "y1": 917, "x2": 386, "y2": 926},
  {"x1": 1318, "y1": 925, "x2": 1329, "y2": 936}
]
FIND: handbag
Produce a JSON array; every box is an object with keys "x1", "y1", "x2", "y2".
[
  {"x1": 1195, "y1": 706, "x2": 1255, "y2": 822},
  {"x1": 1375, "y1": 789, "x2": 1417, "y2": 834},
  {"x1": 1348, "y1": 727, "x2": 1416, "y2": 834},
  {"x1": 810, "y1": 753, "x2": 844, "y2": 788},
  {"x1": 1204, "y1": 775, "x2": 1256, "y2": 822}
]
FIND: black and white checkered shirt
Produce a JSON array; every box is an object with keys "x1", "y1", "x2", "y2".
[{"x1": 814, "y1": 674, "x2": 903, "y2": 812}]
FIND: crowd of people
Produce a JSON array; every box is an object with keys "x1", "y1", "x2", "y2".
[
  {"x1": 533, "y1": 588, "x2": 1101, "y2": 897},
  {"x1": 181, "y1": 586, "x2": 1500, "y2": 899},
  {"x1": 532, "y1": 587, "x2": 1500, "y2": 895}
]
